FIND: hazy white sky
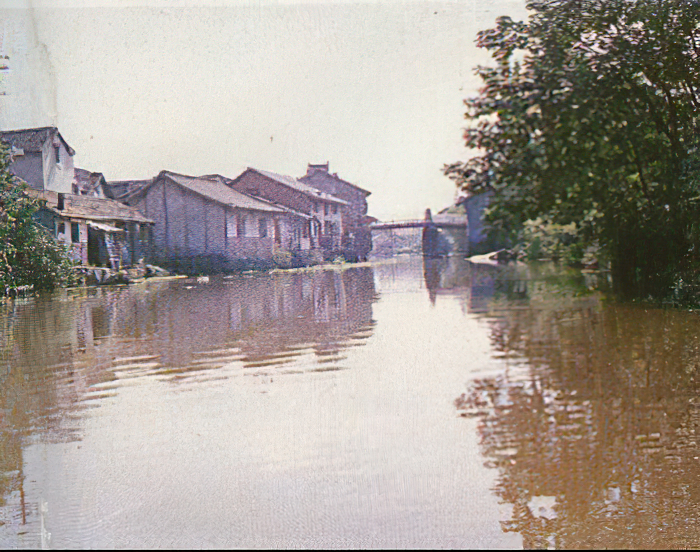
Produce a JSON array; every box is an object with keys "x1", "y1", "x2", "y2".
[{"x1": 0, "y1": 0, "x2": 528, "y2": 219}]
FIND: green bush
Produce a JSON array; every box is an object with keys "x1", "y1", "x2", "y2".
[
  {"x1": 0, "y1": 145, "x2": 76, "y2": 294},
  {"x1": 516, "y1": 218, "x2": 600, "y2": 267},
  {"x1": 272, "y1": 246, "x2": 293, "y2": 269}
]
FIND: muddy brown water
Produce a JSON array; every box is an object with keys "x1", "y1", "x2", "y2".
[{"x1": 0, "y1": 256, "x2": 698, "y2": 548}]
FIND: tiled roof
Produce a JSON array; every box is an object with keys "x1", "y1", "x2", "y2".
[
  {"x1": 0, "y1": 126, "x2": 75, "y2": 155},
  {"x1": 73, "y1": 168, "x2": 105, "y2": 195},
  {"x1": 103, "y1": 178, "x2": 152, "y2": 200},
  {"x1": 249, "y1": 168, "x2": 349, "y2": 205},
  {"x1": 301, "y1": 164, "x2": 371, "y2": 196},
  {"x1": 26, "y1": 188, "x2": 153, "y2": 224},
  {"x1": 331, "y1": 174, "x2": 370, "y2": 196},
  {"x1": 161, "y1": 171, "x2": 294, "y2": 214},
  {"x1": 199, "y1": 173, "x2": 234, "y2": 185},
  {"x1": 198, "y1": 174, "x2": 313, "y2": 219}
]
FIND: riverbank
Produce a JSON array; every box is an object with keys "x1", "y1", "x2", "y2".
[{"x1": 71, "y1": 257, "x2": 394, "y2": 288}]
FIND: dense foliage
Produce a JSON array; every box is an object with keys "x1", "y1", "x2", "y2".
[
  {"x1": 446, "y1": 0, "x2": 700, "y2": 298},
  {"x1": 0, "y1": 144, "x2": 76, "y2": 294}
]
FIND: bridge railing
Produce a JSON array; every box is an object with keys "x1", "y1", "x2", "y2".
[
  {"x1": 370, "y1": 220, "x2": 429, "y2": 230},
  {"x1": 370, "y1": 217, "x2": 467, "y2": 230}
]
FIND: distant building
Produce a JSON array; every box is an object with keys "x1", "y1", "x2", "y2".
[
  {"x1": 1, "y1": 126, "x2": 75, "y2": 194},
  {"x1": 371, "y1": 226, "x2": 423, "y2": 257},
  {"x1": 121, "y1": 170, "x2": 315, "y2": 272},
  {"x1": 299, "y1": 163, "x2": 372, "y2": 261},
  {"x1": 229, "y1": 167, "x2": 347, "y2": 259},
  {"x1": 103, "y1": 178, "x2": 153, "y2": 201},
  {"x1": 73, "y1": 168, "x2": 107, "y2": 197},
  {"x1": 456, "y1": 191, "x2": 502, "y2": 254}
]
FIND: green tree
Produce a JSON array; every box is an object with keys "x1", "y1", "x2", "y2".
[
  {"x1": 0, "y1": 144, "x2": 76, "y2": 294},
  {"x1": 446, "y1": 0, "x2": 700, "y2": 298}
]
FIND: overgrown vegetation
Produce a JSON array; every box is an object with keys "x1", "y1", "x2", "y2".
[
  {"x1": 445, "y1": 0, "x2": 700, "y2": 299},
  {"x1": 0, "y1": 144, "x2": 76, "y2": 294}
]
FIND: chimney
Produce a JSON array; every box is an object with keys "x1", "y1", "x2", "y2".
[{"x1": 307, "y1": 162, "x2": 330, "y2": 176}]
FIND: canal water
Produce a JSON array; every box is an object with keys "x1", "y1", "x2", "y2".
[{"x1": 1, "y1": 256, "x2": 700, "y2": 548}]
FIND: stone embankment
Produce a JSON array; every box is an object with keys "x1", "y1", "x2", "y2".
[{"x1": 76, "y1": 264, "x2": 172, "y2": 286}]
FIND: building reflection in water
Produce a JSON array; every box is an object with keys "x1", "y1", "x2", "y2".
[
  {"x1": 0, "y1": 267, "x2": 377, "y2": 535},
  {"x1": 422, "y1": 255, "x2": 503, "y2": 312},
  {"x1": 435, "y1": 259, "x2": 700, "y2": 549}
]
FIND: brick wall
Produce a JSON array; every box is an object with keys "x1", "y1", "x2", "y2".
[
  {"x1": 299, "y1": 172, "x2": 369, "y2": 223},
  {"x1": 230, "y1": 170, "x2": 346, "y2": 252}
]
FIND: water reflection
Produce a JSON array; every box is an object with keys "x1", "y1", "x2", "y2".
[
  {"x1": 451, "y1": 260, "x2": 700, "y2": 548},
  {"x1": 422, "y1": 256, "x2": 501, "y2": 311},
  {"x1": 8, "y1": 253, "x2": 693, "y2": 548},
  {"x1": 0, "y1": 267, "x2": 376, "y2": 542}
]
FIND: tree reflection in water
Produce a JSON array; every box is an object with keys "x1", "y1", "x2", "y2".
[{"x1": 451, "y1": 261, "x2": 700, "y2": 549}]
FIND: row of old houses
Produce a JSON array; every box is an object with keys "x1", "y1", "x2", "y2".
[{"x1": 1, "y1": 126, "x2": 374, "y2": 273}]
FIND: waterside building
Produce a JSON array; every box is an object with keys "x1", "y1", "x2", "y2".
[
  {"x1": 121, "y1": 170, "x2": 317, "y2": 272},
  {"x1": 299, "y1": 162, "x2": 372, "y2": 261},
  {"x1": 229, "y1": 167, "x2": 347, "y2": 259},
  {"x1": 1, "y1": 127, "x2": 154, "y2": 269}
]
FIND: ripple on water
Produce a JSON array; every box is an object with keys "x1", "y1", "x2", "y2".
[{"x1": 0, "y1": 264, "x2": 390, "y2": 547}]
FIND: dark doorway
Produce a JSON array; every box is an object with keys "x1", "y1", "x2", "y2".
[{"x1": 88, "y1": 227, "x2": 102, "y2": 266}]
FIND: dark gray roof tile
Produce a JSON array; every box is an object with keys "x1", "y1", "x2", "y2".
[
  {"x1": 162, "y1": 171, "x2": 295, "y2": 214},
  {"x1": 26, "y1": 188, "x2": 153, "y2": 224},
  {"x1": 0, "y1": 126, "x2": 75, "y2": 155},
  {"x1": 249, "y1": 168, "x2": 349, "y2": 205}
]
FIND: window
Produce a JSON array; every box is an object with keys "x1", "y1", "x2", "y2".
[
  {"x1": 274, "y1": 219, "x2": 281, "y2": 244},
  {"x1": 258, "y1": 217, "x2": 267, "y2": 238},
  {"x1": 71, "y1": 222, "x2": 80, "y2": 243},
  {"x1": 332, "y1": 205, "x2": 338, "y2": 215},
  {"x1": 302, "y1": 223, "x2": 309, "y2": 238},
  {"x1": 226, "y1": 216, "x2": 235, "y2": 240},
  {"x1": 55, "y1": 146, "x2": 61, "y2": 164},
  {"x1": 57, "y1": 222, "x2": 65, "y2": 237},
  {"x1": 237, "y1": 215, "x2": 246, "y2": 237}
]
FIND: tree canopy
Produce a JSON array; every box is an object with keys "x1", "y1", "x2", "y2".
[
  {"x1": 0, "y1": 144, "x2": 76, "y2": 294},
  {"x1": 446, "y1": 0, "x2": 700, "y2": 298}
]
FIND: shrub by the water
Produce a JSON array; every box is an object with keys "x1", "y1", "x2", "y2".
[{"x1": 0, "y1": 144, "x2": 76, "y2": 294}]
